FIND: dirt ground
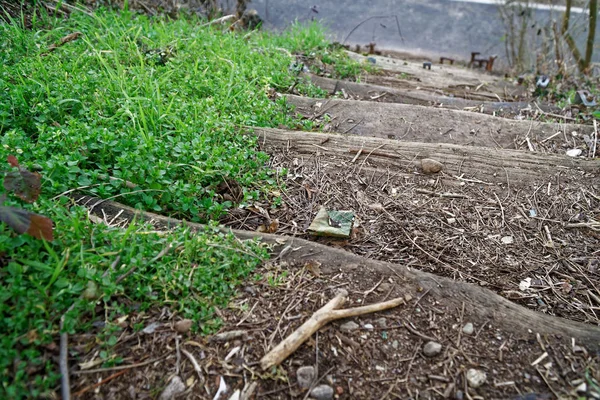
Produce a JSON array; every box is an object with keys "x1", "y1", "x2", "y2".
[
  {"x1": 69, "y1": 46, "x2": 600, "y2": 400},
  {"x1": 5, "y1": 3, "x2": 598, "y2": 398},
  {"x1": 221, "y1": 148, "x2": 600, "y2": 326},
  {"x1": 71, "y1": 259, "x2": 600, "y2": 399}
]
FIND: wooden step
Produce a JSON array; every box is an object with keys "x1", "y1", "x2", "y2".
[
  {"x1": 306, "y1": 74, "x2": 561, "y2": 116},
  {"x1": 285, "y1": 95, "x2": 594, "y2": 153},
  {"x1": 251, "y1": 127, "x2": 600, "y2": 186}
]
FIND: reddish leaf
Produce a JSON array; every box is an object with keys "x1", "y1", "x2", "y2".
[
  {"x1": 0, "y1": 206, "x2": 54, "y2": 241},
  {"x1": 27, "y1": 214, "x2": 54, "y2": 241},
  {"x1": 0, "y1": 205, "x2": 31, "y2": 235},
  {"x1": 3, "y1": 169, "x2": 42, "y2": 203},
  {"x1": 7, "y1": 155, "x2": 19, "y2": 167}
]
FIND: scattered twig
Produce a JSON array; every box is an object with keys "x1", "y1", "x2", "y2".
[
  {"x1": 534, "y1": 103, "x2": 576, "y2": 121},
  {"x1": 342, "y1": 118, "x2": 364, "y2": 134},
  {"x1": 541, "y1": 131, "x2": 562, "y2": 143},
  {"x1": 116, "y1": 243, "x2": 172, "y2": 283},
  {"x1": 102, "y1": 255, "x2": 121, "y2": 278},
  {"x1": 494, "y1": 192, "x2": 506, "y2": 227},
  {"x1": 201, "y1": 14, "x2": 236, "y2": 27},
  {"x1": 59, "y1": 313, "x2": 71, "y2": 400},
  {"x1": 351, "y1": 147, "x2": 363, "y2": 163},
  {"x1": 175, "y1": 335, "x2": 181, "y2": 375},
  {"x1": 72, "y1": 369, "x2": 129, "y2": 397},
  {"x1": 403, "y1": 320, "x2": 438, "y2": 342},
  {"x1": 181, "y1": 348, "x2": 204, "y2": 384},
  {"x1": 456, "y1": 302, "x2": 465, "y2": 348},
  {"x1": 535, "y1": 366, "x2": 561, "y2": 399},
  {"x1": 301, "y1": 367, "x2": 335, "y2": 400},
  {"x1": 415, "y1": 188, "x2": 469, "y2": 199},
  {"x1": 74, "y1": 355, "x2": 167, "y2": 374},
  {"x1": 260, "y1": 289, "x2": 404, "y2": 369},
  {"x1": 236, "y1": 301, "x2": 259, "y2": 326}
]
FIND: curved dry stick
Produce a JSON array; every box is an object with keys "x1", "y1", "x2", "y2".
[{"x1": 259, "y1": 290, "x2": 405, "y2": 370}]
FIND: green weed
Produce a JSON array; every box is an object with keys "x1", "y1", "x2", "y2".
[{"x1": 0, "y1": 7, "x2": 366, "y2": 398}]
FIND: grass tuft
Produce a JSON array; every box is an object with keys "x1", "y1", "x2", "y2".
[{"x1": 0, "y1": 8, "x2": 366, "y2": 397}]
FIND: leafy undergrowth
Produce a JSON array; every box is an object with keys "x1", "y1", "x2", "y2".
[
  {"x1": 0, "y1": 7, "x2": 366, "y2": 398},
  {"x1": 0, "y1": 199, "x2": 267, "y2": 398}
]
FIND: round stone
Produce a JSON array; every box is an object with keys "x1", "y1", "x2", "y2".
[
  {"x1": 466, "y1": 368, "x2": 487, "y2": 388},
  {"x1": 423, "y1": 341, "x2": 442, "y2": 357},
  {"x1": 421, "y1": 158, "x2": 443, "y2": 174}
]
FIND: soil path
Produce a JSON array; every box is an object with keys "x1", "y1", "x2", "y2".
[{"x1": 76, "y1": 196, "x2": 600, "y2": 399}]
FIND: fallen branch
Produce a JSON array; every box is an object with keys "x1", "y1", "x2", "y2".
[{"x1": 260, "y1": 289, "x2": 404, "y2": 370}]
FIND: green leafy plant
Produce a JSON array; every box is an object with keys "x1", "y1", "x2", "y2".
[
  {"x1": 0, "y1": 8, "x2": 369, "y2": 398},
  {"x1": 0, "y1": 155, "x2": 53, "y2": 241}
]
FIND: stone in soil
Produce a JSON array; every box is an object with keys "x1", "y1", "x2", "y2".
[
  {"x1": 423, "y1": 341, "x2": 442, "y2": 357},
  {"x1": 421, "y1": 158, "x2": 443, "y2": 174},
  {"x1": 158, "y1": 376, "x2": 185, "y2": 400},
  {"x1": 311, "y1": 384, "x2": 334, "y2": 400},
  {"x1": 462, "y1": 322, "x2": 474, "y2": 335},
  {"x1": 466, "y1": 368, "x2": 487, "y2": 388},
  {"x1": 174, "y1": 319, "x2": 192, "y2": 333},
  {"x1": 375, "y1": 317, "x2": 387, "y2": 328},
  {"x1": 297, "y1": 366, "x2": 315, "y2": 390},
  {"x1": 340, "y1": 321, "x2": 360, "y2": 332},
  {"x1": 377, "y1": 282, "x2": 392, "y2": 293}
]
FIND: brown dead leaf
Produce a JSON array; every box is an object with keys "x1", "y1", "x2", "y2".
[
  {"x1": 561, "y1": 282, "x2": 573, "y2": 294},
  {"x1": 304, "y1": 260, "x2": 321, "y2": 277},
  {"x1": 302, "y1": 182, "x2": 315, "y2": 200},
  {"x1": 268, "y1": 219, "x2": 279, "y2": 233}
]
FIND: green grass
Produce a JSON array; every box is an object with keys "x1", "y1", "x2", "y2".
[
  {"x1": 0, "y1": 197, "x2": 268, "y2": 398},
  {"x1": 0, "y1": 7, "x2": 366, "y2": 398}
]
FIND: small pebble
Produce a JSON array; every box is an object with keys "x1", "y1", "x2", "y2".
[
  {"x1": 296, "y1": 366, "x2": 315, "y2": 390},
  {"x1": 392, "y1": 340, "x2": 399, "y2": 349},
  {"x1": 466, "y1": 368, "x2": 487, "y2": 388},
  {"x1": 575, "y1": 382, "x2": 587, "y2": 393},
  {"x1": 423, "y1": 341, "x2": 442, "y2": 357},
  {"x1": 462, "y1": 322, "x2": 474, "y2": 335},
  {"x1": 174, "y1": 319, "x2": 193, "y2": 333},
  {"x1": 378, "y1": 282, "x2": 392, "y2": 293},
  {"x1": 158, "y1": 376, "x2": 185, "y2": 400},
  {"x1": 142, "y1": 322, "x2": 161, "y2": 334},
  {"x1": 363, "y1": 323, "x2": 374, "y2": 331},
  {"x1": 421, "y1": 158, "x2": 443, "y2": 174},
  {"x1": 340, "y1": 321, "x2": 360, "y2": 333},
  {"x1": 311, "y1": 384, "x2": 334, "y2": 400},
  {"x1": 375, "y1": 317, "x2": 387, "y2": 328}
]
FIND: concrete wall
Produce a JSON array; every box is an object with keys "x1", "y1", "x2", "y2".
[{"x1": 248, "y1": 0, "x2": 600, "y2": 69}]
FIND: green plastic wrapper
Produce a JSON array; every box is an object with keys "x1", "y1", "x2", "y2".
[{"x1": 308, "y1": 206, "x2": 355, "y2": 238}]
